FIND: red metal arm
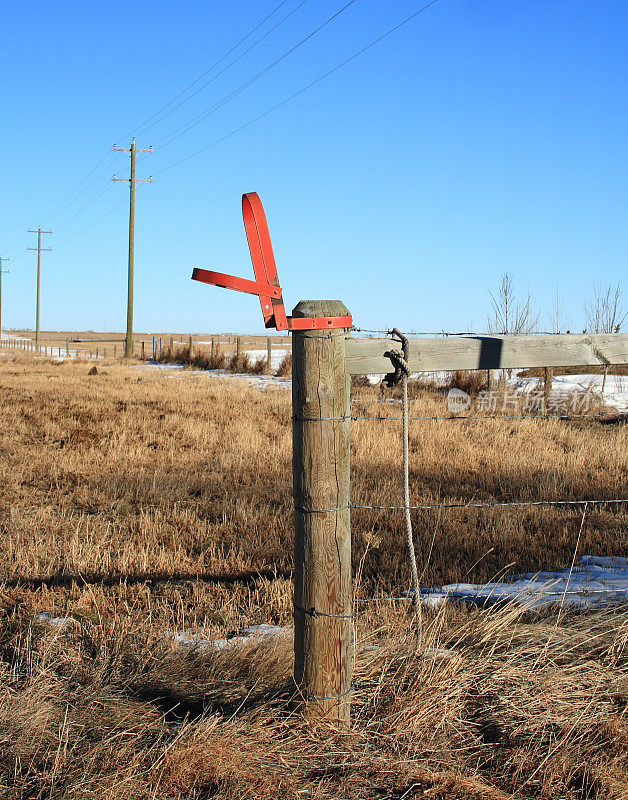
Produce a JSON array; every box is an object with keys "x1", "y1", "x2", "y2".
[{"x1": 191, "y1": 193, "x2": 352, "y2": 332}]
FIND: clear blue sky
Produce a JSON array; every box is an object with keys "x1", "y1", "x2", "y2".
[{"x1": 1, "y1": 1, "x2": 626, "y2": 335}]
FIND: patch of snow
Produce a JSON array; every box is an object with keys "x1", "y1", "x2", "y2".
[
  {"x1": 167, "y1": 623, "x2": 290, "y2": 651},
  {"x1": 35, "y1": 612, "x2": 76, "y2": 629},
  {"x1": 413, "y1": 555, "x2": 628, "y2": 610},
  {"x1": 137, "y1": 362, "x2": 291, "y2": 389}
]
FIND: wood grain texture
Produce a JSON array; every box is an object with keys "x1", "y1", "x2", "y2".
[
  {"x1": 345, "y1": 333, "x2": 628, "y2": 374},
  {"x1": 292, "y1": 300, "x2": 352, "y2": 727}
]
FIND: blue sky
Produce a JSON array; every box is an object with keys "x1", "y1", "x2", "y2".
[{"x1": 1, "y1": 1, "x2": 626, "y2": 335}]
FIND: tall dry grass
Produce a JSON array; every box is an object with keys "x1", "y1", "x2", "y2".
[{"x1": 0, "y1": 354, "x2": 626, "y2": 798}]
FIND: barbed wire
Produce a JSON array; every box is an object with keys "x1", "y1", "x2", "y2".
[
  {"x1": 351, "y1": 327, "x2": 566, "y2": 337},
  {"x1": 351, "y1": 498, "x2": 628, "y2": 512},
  {"x1": 350, "y1": 410, "x2": 628, "y2": 422}
]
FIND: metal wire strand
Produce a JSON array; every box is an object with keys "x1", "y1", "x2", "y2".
[
  {"x1": 294, "y1": 605, "x2": 355, "y2": 619},
  {"x1": 351, "y1": 498, "x2": 628, "y2": 511},
  {"x1": 350, "y1": 410, "x2": 628, "y2": 423}
]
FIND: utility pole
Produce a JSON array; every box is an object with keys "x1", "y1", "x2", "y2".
[
  {"x1": 0, "y1": 257, "x2": 9, "y2": 337},
  {"x1": 112, "y1": 138, "x2": 153, "y2": 358},
  {"x1": 28, "y1": 228, "x2": 52, "y2": 351}
]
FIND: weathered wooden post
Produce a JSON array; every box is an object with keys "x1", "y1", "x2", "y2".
[
  {"x1": 211, "y1": 336, "x2": 216, "y2": 361},
  {"x1": 169, "y1": 336, "x2": 174, "y2": 357},
  {"x1": 188, "y1": 335, "x2": 194, "y2": 361},
  {"x1": 266, "y1": 336, "x2": 272, "y2": 373},
  {"x1": 292, "y1": 300, "x2": 352, "y2": 728},
  {"x1": 544, "y1": 367, "x2": 553, "y2": 406},
  {"x1": 141, "y1": 340, "x2": 145, "y2": 360},
  {"x1": 236, "y1": 336, "x2": 242, "y2": 363}
]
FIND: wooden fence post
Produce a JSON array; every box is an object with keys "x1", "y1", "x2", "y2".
[
  {"x1": 292, "y1": 300, "x2": 352, "y2": 728},
  {"x1": 211, "y1": 337, "x2": 215, "y2": 361},
  {"x1": 544, "y1": 367, "x2": 553, "y2": 405},
  {"x1": 236, "y1": 336, "x2": 241, "y2": 363},
  {"x1": 169, "y1": 336, "x2": 174, "y2": 357},
  {"x1": 266, "y1": 336, "x2": 272, "y2": 373},
  {"x1": 188, "y1": 335, "x2": 194, "y2": 360},
  {"x1": 141, "y1": 340, "x2": 146, "y2": 360}
]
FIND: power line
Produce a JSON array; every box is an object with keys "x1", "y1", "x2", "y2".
[
  {"x1": 39, "y1": 150, "x2": 117, "y2": 224},
  {"x1": 53, "y1": 183, "x2": 117, "y2": 233},
  {"x1": 156, "y1": 0, "x2": 442, "y2": 175},
  {"x1": 55, "y1": 200, "x2": 127, "y2": 248},
  {"x1": 129, "y1": 0, "x2": 312, "y2": 141},
  {"x1": 152, "y1": 0, "x2": 359, "y2": 151}
]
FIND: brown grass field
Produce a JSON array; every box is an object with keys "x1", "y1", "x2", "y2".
[{"x1": 0, "y1": 352, "x2": 626, "y2": 799}]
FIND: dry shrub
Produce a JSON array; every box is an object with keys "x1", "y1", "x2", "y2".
[
  {"x1": 250, "y1": 357, "x2": 269, "y2": 374},
  {"x1": 275, "y1": 352, "x2": 291, "y2": 377},
  {"x1": 192, "y1": 350, "x2": 227, "y2": 370},
  {"x1": 446, "y1": 369, "x2": 488, "y2": 395},
  {"x1": 228, "y1": 353, "x2": 251, "y2": 373}
]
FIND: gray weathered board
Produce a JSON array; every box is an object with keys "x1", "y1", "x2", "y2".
[{"x1": 345, "y1": 333, "x2": 628, "y2": 375}]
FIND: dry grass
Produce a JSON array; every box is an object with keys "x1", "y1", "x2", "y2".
[{"x1": 0, "y1": 353, "x2": 626, "y2": 798}]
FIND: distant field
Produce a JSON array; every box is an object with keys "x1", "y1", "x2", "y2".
[
  {"x1": 2, "y1": 329, "x2": 292, "y2": 360},
  {"x1": 0, "y1": 355, "x2": 626, "y2": 798}
]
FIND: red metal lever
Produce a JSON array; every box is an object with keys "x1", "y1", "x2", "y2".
[{"x1": 191, "y1": 193, "x2": 352, "y2": 332}]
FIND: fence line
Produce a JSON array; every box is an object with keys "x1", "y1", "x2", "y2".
[{"x1": 290, "y1": 316, "x2": 628, "y2": 725}]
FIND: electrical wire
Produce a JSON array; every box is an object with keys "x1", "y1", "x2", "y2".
[
  {"x1": 155, "y1": 0, "x2": 442, "y2": 175},
  {"x1": 152, "y1": 0, "x2": 359, "y2": 151},
  {"x1": 55, "y1": 199, "x2": 127, "y2": 248},
  {"x1": 130, "y1": 0, "x2": 313, "y2": 142}
]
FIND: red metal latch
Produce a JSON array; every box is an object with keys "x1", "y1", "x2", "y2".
[{"x1": 192, "y1": 192, "x2": 352, "y2": 332}]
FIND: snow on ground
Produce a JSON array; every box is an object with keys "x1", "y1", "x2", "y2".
[
  {"x1": 166, "y1": 623, "x2": 290, "y2": 652},
  {"x1": 137, "y1": 362, "x2": 291, "y2": 389},
  {"x1": 364, "y1": 369, "x2": 628, "y2": 411},
  {"x1": 244, "y1": 348, "x2": 290, "y2": 371},
  {"x1": 412, "y1": 556, "x2": 628, "y2": 610},
  {"x1": 513, "y1": 372, "x2": 628, "y2": 410}
]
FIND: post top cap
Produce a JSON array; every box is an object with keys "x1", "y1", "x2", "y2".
[{"x1": 292, "y1": 300, "x2": 350, "y2": 319}]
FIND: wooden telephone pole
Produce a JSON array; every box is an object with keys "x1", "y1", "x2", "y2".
[
  {"x1": 28, "y1": 228, "x2": 52, "y2": 351},
  {"x1": 112, "y1": 138, "x2": 153, "y2": 358},
  {"x1": 0, "y1": 257, "x2": 9, "y2": 337}
]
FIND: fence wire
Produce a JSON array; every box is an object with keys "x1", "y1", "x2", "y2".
[{"x1": 349, "y1": 333, "x2": 627, "y2": 611}]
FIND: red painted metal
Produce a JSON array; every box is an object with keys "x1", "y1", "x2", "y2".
[{"x1": 191, "y1": 192, "x2": 352, "y2": 332}]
